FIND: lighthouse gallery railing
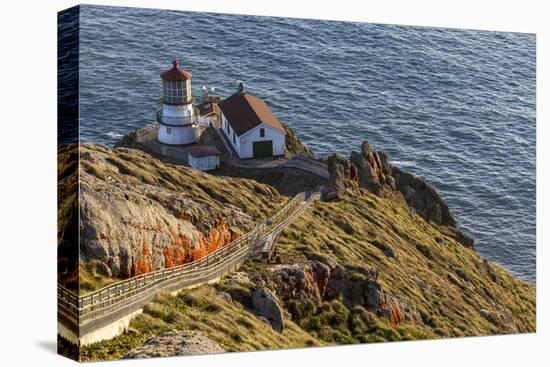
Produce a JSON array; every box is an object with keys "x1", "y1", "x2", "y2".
[{"x1": 156, "y1": 109, "x2": 198, "y2": 126}]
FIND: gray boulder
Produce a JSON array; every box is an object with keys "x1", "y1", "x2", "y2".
[
  {"x1": 217, "y1": 291, "x2": 232, "y2": 303},
  {"x1": 251, "y1": 288, "x2": 285, "y2": 332}
]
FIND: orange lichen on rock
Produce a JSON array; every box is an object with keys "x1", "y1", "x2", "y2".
[
  {"x1": 133, "y1": 238, "x2": 153, "y2": 276},
  {"x1": 197, "y1": 219, "x2": 235, "y2": 257},
  {"x1": 378, "y1": 296, "x2": 419, "y2": 327},
  {"x1": 390, "y1": 304, "x2": 400, "y2": 327},
  {"x1": 192, "y1": 218, "x2": 237, "y2": 261},
  {"x1": 158, "y1": 219, "x2": 240, "y2": 270},
  {"x1": 128, "y1": 218, "x2": 241, "y2": 276},
  {"x1": 163, "y1": 246, "x2": 187, "y2": 268}
]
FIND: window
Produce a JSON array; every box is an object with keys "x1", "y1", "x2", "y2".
[
  {"x1": 233, "y1": 131, "x2": 236, "y2": 144},
  {"x1": 163, "y1": 80, "x2": 188, "y2": 104},
  {"x1": 166, "y1": 127, "x2": 172, "y2": 134},
  {"x1": 260, "y1": 128, "x2": 265, "y2": 138}
]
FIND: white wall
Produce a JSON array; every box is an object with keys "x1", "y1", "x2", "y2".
[
  {"x1": 221, "y1": 113, "x2": 285, "y2": 159},
  {"x1": 158, "y1": 124, "x2": 197, "y2": 145},
  {"x1": 158, "y1": 103, "x2": 196, "y2": 145},
  {"x1": 188, "y1": 154, "x2": 220, "y2": 171},
  {"x1": 238, "y1": 124, "x2": 285, "y2": 159},
  {"x1": 221, "y1": 112, "x2": 241, "y2": 154},
  {"x1": 161, "y1": 104, "x2": 194, "y2": 124}
]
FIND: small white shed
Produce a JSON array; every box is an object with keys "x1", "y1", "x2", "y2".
[{"x1": 186, "y1": 146, "x2": 221, "y2": 171}]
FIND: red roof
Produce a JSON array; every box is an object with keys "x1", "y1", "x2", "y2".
[
  {"x1": 161, "y1": 60, "x2": 192, "y2": 81},
  {"x1": 186, "y1": 145, "x2": 221, "y2": 157},
  {"x1": 217, "y1": 93, "x2": 285, "y2": 136},
  {"x1": 196, "y1": 102, "x2": 216, "y2": 116}
]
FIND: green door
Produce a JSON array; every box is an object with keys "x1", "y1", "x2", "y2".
[{"x1": 252, "y1": 140, "x2": 273, "y2": 158}]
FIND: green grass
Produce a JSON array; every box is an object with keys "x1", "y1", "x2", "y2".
[
  {"x1": 80, "y1": 286, "x2": 324, "y2": 361},
  {"x1": 81, "y1": 144, "x2": 286, "y2": 221},
  {"x1": 275, "y1": 190, "x2": 536, "y2": 337}
]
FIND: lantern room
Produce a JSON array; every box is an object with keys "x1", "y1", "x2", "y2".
[{"x1": 160, "y1": 60, "x2": 192, "y2": 105}]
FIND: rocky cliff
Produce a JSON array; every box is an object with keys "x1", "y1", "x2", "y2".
[
  {"x1": 282, "y1": 123, "x2": 313, "y2": 157},
  {"x1": 58, "y1": 144, "x2": 286, "y2": 291},
  {"x1": 326, "y1": 141, "x2": 473, "y2": 248},
  {"x1": 269, "y1": 191, "x2": 534, "y2": 341}
]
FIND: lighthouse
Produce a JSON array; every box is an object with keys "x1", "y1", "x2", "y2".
[{"x1": 156, "y1": 60, "x2": 197, "y2": 145}]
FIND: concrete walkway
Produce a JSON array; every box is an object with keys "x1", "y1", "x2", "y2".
[
  {"x1": 131, "y1": 123, "x2": 213, "y2": 164},
  {"x1": 229, "y1": 154, "x2": 329, "y2": 181},
  {"x1": 125, "y1": 123, "x2": 330, "y2": 181}
]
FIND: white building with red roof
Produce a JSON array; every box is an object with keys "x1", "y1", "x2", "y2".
[
  {"x1": 218, "y1": 84, "x2": 286, "y2": 159},
  {"x1": 186, "y1": 145, "x2": 221, "y2": 171}
]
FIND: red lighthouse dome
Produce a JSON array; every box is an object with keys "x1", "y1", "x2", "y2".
[
  {"x1": 160, "y1": 59, "x2": 193, "y2": 106},
  {"x1": 160, "y1": 59, "x2": 192, "y2": 81}
]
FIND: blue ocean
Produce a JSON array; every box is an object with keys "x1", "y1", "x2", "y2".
[{"x1": 76, "y1": 5, "x2": 536, "y2": 282}]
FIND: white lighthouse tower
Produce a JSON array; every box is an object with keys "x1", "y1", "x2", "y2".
[{"x1": 157, "y1": 60, "x2": 197, "y2": 145}]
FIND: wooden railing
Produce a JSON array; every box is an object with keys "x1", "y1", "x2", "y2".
[
  {"x1": 255, "y1": 191, "x2": 320, "y2": 259},
  {"x1": 213, "y1": 125, "x2": 233, "y2": 158},
  {"x1": 58, "y1": 191, "x2": 316, "y2": 336}
]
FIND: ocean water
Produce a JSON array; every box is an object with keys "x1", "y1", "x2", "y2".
[{"x1": 76, "y1": 5, "x2": 536, "y2": 282}]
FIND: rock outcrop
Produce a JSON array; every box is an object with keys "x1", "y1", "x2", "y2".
[
  {"x1": 58, "y1": 144, "x2": 285, "y2": 286},
  {"x1": 326, "y1": 142, "x2": 394, "y2": 198},
  {"x1": 124, "y1": 331, "x2": 224, "y2": 359},
  {"x1": 326, "y1": 140, "x2": 474, "y2": 248},
  {"x1": 325, "y1": 267, "x2": 423, "y2": 326},
  {"x1": 272, "y1": 262, "x2": 332, "y2": 302},
  {"x1": 268, "y1": 262, "x2": 422, "y2": 326},
  {"x1": 326, "y1": 154, "x2": 358, "y2": 199},
  {"x1": 282, "y1": 123, "x2": 313, "y2": 157},
  {"x1": 392, "y1": 166, "x2": 454, "y2": 227},
  {"x1": 251, "y1": 288, "x2": 285, "y2": 332},
  {"x1": 349, "y1": 142, "x2": 395, "y2": 195}
]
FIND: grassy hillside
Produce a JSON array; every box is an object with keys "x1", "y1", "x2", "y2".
[
  {"x1": 79, "y1": 144, "x2": 285, "y2": 222},
  {"x1": 276, "y1": 191, "x2": 535, "y2": 338},
  {"x1": 78, "y1": 187, "x2": 535, "y2": 361},
  {"x1": 78, "y1": 286, "x2": 324, "y2": 361}
]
